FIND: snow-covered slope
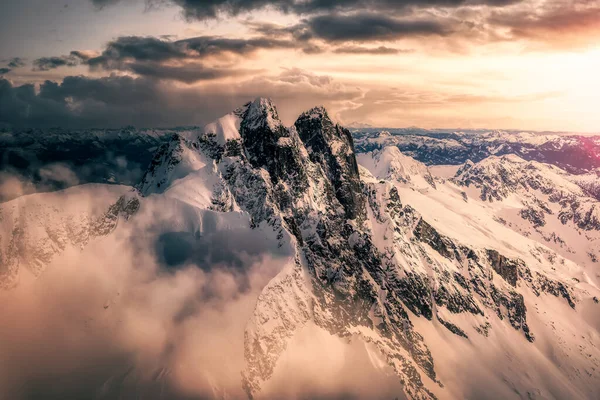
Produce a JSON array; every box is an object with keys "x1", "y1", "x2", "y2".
[
  {"x1": 571, "y1": 168, "x2": 600, "y2": 201},
  {"x1": 1, "y1": 100, "x2": 599, "y2": 400},
  {"x1": 451, "y1": 155, "x2": 600, "y2": 276},
  {"x1": 0, "y1": 184, "x2": 137, "y2": 288},
  {"x1": 357, "y1": 146, "x2": 436, "y2": 190}
]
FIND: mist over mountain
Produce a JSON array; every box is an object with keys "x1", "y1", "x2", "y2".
[{"x1": 1, "y1": 98, "x2": 599, "y2": 400}]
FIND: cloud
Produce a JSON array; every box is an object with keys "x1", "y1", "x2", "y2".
[
  {"x1": 302, "y1": 12, "x2": 452, "y2": 42},
  {"x1": 0, "y1": 188, "x2": 286, "y2": 398},
  {"x1": 37, "y1": 163, "x2": 80, "y2": 187},
  {"x1": 333, "y1": 45, "x2": 413, "y2": 55},
  {"x1": 86, "y1": 35, "x2": 298, "y2": 66},
  {"x1": 33, "y1": 54, "x2": 83, "y2": 71},
  {"x1": 117, "y1": 0, "x2": 523, "y2": 21},
  {"x1": 0, "y1": 68, "x2": 363, "y2": 128},
  {"x1": 333, "y1": 86, "x2": 562, "y2": 129},
  {"x1": 0, "y1": 171, "x2": 31, "y2": 201},
  {"x1": 246, "y1": 14, "x2": 464, "y2": 49},
  {"x1": 0, "y1": 171, "x2": 407, "y2": 399},
  {"x1": 7, "y1": 57, "x2": 26, "y2": 68},
  {"x1": 1, "y1": 75, "x2": 202, "y2": 128},
  {"x1": 488, "y1": 1, "x2": 600, "y2": 49},
  {"x1": 125, "y1": 61, "x2": 255, "y2": 83},
  {"x1": 91, "y1": 0, "x2": 123, "y2": 8},
  {"x1": 84, "y1": 0, "x2": 600, "y2": 52},
  {"x1": 0, "y1": 135, "x2": 163, "y2": 202},
  {"x1": 76, "y1": 35, "x2": 299, "y2": 82}
]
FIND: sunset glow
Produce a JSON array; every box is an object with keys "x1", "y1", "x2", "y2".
[{"x1": 1, "y1": 0, "x2": 599, "y2": 131}]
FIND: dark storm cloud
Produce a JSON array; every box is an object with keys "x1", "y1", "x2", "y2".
[
  {"x1": 0, "y1": 68, "x2": 362, "y2": 128},
  {"x1": 86, "y1": 35, "x2": 297, "y2": 68},
  {"x1": 78, "y1": 35, "x2": 296, "y2": 82},
  {"x1": 87, "y1": 0, "x2": 600, "y2": 51},
  {"x1": 0, "y1": 76, "x2": 168, "y2": 128},
  {"x1": 91, "y1": 0, "x2": 122, "y2": 8},
  {"x1": 333, "y1": 45, "x2": 412, "y2": 55},
  {"x1": 182, "y1": 35, "x2": 297, "y2": 55},
  {"x1": 245, "y1": 21, "x2": 315, "y2": 42},
  {"x1": 246, "y1": 15, "x2": 453, "y2": 47},
  {"x1": 137, "y1": 0, "x2": 523, "y2": 20},
  {"x1": 69, "y1": 50, "x2": 95, "y2": 61},
  {"x1": 126, "y1": 61, "x2": 254, "y2": 83},
  {"x1": 33, "y1": 55, "x2": 81, "y2": 71},
  {"x1": 87, "y1": 36, "x2": 189, "y2": 67},
  {"x1": 303, "y1": 12, "x2": 452, "y2": 42}
]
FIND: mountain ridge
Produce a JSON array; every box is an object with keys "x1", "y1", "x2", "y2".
[{"x1": 1, "y1": 98, "x2": 599, "y2": 400}]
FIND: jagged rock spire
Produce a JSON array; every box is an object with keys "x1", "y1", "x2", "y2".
[
  {"x1": 239, "y1": 97, "x2": 309, "y2": 190},
  {"x1": 295, "y1": 105, "x2": 365, "y2": 220},
  {"x1": 241, "y1": 97, "x2": 283, "y2": 131}
]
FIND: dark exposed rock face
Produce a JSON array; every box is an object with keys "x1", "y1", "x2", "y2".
[
  {"x1": 240, "y1": 98, "x2": 309, "y2": 192},
  {"x1": 220, "y1": 99, "x2": 438, "y2": 399},
  {"x1": 438, "y1": 317, "x2": 468, "y2": 338},
  {"x1": 520, "y1": 206, "x2": 547, "y2": 227},
  {"x1": 91, "y1": 195, "x2": 140, "y2": 236},
  {"x1": 137, "y1": 134, "x2": 189, "y2": 195},
  {"x1": 489, "y1": 286, "x2": 534, "y2": 342},
  {"x1": 413, "y1": 219, "x2": 457, "y2": 260},
  {"x1": 364, "y1": 180, "x2": 576, "y2": 346},
  {"x1": 518, "y1": 267, "x2": 577, "y2": 309},
  {"x1": 295, "y1": 106, "x2": 365, "y2": 220},
  {"x1": 486, "y1": 249, "x2": 520, "y2": 287}
]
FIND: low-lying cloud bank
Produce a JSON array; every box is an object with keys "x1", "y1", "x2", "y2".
[
  {"x1": 0, "y1": 180, "x2": 283, "y2": 399},
  {"x1": 0, "y1": 179, "x2": 405, "y2": 399},
  {"x1": 0, "y1": 69, "x2": 363, "y2": 129}
]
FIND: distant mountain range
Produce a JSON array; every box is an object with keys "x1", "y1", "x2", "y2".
[{"x1": 353, "y1": 129, "x2": 600, "y2": 175}]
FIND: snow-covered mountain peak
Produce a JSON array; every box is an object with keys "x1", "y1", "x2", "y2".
[
  {"x1": 294, "y1": 104, "x2": 364, "y2": 219},
  {"x1": 297, "y1": 105, "x2": 329, "y2": 121},
  {"x1": 242, "y1": 97, "x2": 282, "y2": 131},
  {"x1": 294, "y1": 105, "x2": 356, "y2": 159},
  {"x1": 136, "y1": 133, "x2": 213, "y2": 196},
  {"x1": 452, "y1": 154, "x2": 600, "y2": 257},
  {"x1": 453, "y1": 154, "x2": 586, "y2": 201},
  {"x1": 202, "y1": 111, "x2": 243, "y2": 146},
  {"x1": 357, "y1": 146, "x2": 436, "y2": 189}
]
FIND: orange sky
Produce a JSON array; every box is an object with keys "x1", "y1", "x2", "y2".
[{"x1": 1, "y1": 0, "x2": 599, "y2": 131}]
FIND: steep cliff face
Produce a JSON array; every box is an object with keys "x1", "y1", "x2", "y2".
[
  {"x1": 229, "y1": 100, "x2": 438, "y2": 399},
  {"x1": 294, "y1": 106, "x2": 365, "y2": 220}
]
